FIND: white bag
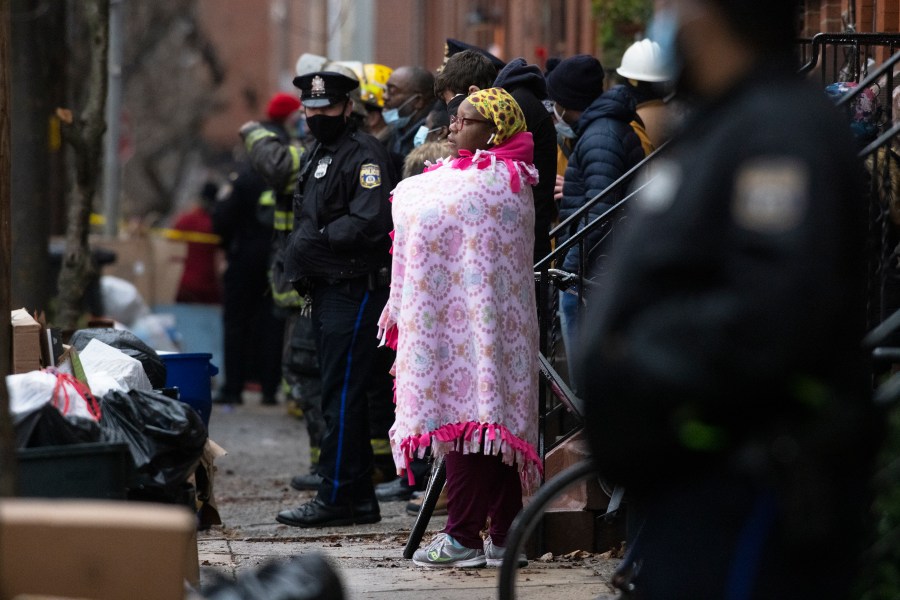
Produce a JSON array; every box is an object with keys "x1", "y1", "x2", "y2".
[
  {"x1": 78, "y1": 338, "x2": 153, "y2": 395},
  {"x1": 7, "y1": 370, "x2": 100, "y2": 421}
]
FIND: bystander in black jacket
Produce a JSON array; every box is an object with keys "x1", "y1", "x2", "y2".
[{"x1": 494, "y1": 58, "x2": 558, "y2": 265}]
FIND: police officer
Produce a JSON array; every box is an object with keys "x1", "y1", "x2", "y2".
[
  {"x1": 578, "y1": 0, "x2": 880, "y2": 597},
  {"x1": 252, "y1": 71, "x2": 395, "y2": 527}
]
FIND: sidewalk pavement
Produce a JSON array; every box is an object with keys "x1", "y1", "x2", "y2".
[{"x1": 197, "y1": 396, "x2": 620, "y2": 599}]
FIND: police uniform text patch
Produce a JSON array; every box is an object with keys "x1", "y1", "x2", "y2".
[
  {"x1": 360, "y1": 163, "x2": 382, "y2": 189},
  {"x1": 732, "y1": 157, "x2": 809, "y2": 234}
]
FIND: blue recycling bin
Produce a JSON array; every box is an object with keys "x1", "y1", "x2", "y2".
[{"x1": 159, "y1": 352, "x2": 218, "y2": 427}]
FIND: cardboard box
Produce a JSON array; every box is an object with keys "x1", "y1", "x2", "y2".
[
  {"x1": 91, "y1": 234, "x2": 186, "y2": 308},
  {"x1": 11, "y1": 308, "x2": 41, "y2": 374},
  {"x1": 0, "y1": 499, "x2": 196, "y2": 600}
]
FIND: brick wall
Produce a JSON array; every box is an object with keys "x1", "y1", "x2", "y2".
[{"x1": 803, "y1": 0, "x2": 900, "y2": 35}]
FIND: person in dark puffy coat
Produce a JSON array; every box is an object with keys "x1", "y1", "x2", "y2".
[{"x1": 547, "y1": 54, "x2": 644, "y2": 387}]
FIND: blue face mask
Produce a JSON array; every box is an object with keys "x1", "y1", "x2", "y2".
[
  {"x1": 555, "y1": 121, "x2": 576, "y2": 140},
  {"x1": 414, "y1": 125, "x2": 442, "y2": 148},
  {"x1": 647, "y1": 9, "x2": 682, "y2": 80},
  {"x1": 553, "y1": 105, "x2": 576, "y2": 139},
  {"x1": 413, "y1": 125, "x2": 429, "y2": 147},
  {"x1": 383, "y1": 94, "x2": 418, "y2": 129}
]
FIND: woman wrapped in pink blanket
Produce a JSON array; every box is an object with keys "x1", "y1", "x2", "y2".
[{"x1": 378, "y1": 87, "x2": 541, "y2": 568}]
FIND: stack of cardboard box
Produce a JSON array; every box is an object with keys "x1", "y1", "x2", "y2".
[{"x1": 10, "y1": 308, "x2": 41, "y2": 374}]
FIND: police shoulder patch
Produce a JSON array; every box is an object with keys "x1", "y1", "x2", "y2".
[
  {"x1": 731, "y1": 157, "x2": 809, "y2": 234},
  {"x1": 360, "y1": 163, "x2": 382, "y2": 189}
]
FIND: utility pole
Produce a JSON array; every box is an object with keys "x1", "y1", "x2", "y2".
[
  {"x1": 0, "y1": 0, "x2": 18, "y2": 497},
  {"x1": 101, "y1": 0, "x2": 123, "y2": 237}
]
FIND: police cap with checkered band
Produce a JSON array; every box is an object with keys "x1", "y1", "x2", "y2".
[{"x1": 292, "y1": 71, "x2": 359, "y2": 108}]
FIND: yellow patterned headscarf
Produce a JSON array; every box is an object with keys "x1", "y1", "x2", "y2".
[{"x1": 466, "y1": 87, "x2": 527, "y2": 146}]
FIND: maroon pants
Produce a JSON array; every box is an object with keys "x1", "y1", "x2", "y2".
[{"x1": 443, "y1": 451, "x2": 523, "y2": 550}]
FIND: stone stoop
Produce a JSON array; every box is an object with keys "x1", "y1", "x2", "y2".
[{"x1": 529, "y1": 429, "x2": 626, "y2": 556}]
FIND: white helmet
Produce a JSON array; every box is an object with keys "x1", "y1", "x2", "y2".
[
  {"x1": 616, "y1": 39, "x2": 672, "y2": 83},
  {"x1": 295, "y1": 53, "x2": 329, "y2": 77},
  {"x1": 323, "y1": 60, "x2": 367, "y2": 117}
]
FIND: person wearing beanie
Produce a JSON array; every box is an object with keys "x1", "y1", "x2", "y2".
[
  {"x1": 266, "y1": 92, "x2": 302, "y2": 122},
  {"x1": 546, "y1": 54, "x2": 606, "y2": 113},
  {"x1": 577, "y1": 0, "x2": 880, "y2": 598},
  {"x1": 546, "y1": 54, "x2": 644, "y2": 392},
  {"x1": 543, "y1": 56, "x2": 561, "y2": 77}
]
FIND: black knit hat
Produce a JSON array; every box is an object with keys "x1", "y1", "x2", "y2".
[{"x1": 546, "y1": 54, "x2": 605, "y2": 112}]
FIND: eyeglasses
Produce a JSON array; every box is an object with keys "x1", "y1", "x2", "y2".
[{"x1": 450, "y1": 115, "x2": 490, "y2": 129}]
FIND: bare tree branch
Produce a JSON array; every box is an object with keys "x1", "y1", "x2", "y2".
[{"x1": 56, "y1": 0, "x2": 108, "y2": 331}]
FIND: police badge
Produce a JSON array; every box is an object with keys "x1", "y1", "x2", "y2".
[
  {"x1": 359, "y1": 163, "x2": 382, "y2": 189},
  {"x1": 311, "y1": 75, "x2": 326, "y2": 97}
]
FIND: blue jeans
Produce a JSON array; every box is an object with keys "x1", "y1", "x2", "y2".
[{"x1": 559, "y1": 290, "x2": 582, "y2": 393}]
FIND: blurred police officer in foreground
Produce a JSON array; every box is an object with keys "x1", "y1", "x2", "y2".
[
  {"x1": 578, "y1": 0, "x2": 882, "y2": 597},
  {"x1": 246, "y1": 71, "x2": 395, "y2": 527}
]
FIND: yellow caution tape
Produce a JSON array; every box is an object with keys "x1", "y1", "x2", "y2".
[
  {"x1": 88, "y1": 214, "x2": 221, "y2": 245},
  {"x1": 153, "y1": 228, "x2": 222, "y2": 245}
]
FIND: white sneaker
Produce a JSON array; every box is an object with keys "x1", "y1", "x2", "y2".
[
  {"x1": 412, "y1": 533, "x2": 486, "y2": 568},
  {"x1": 483, "y1": 536, "x2": 528, "y2": 568}
]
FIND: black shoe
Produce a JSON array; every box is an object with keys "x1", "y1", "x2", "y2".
[
  {"x1": 290, "y1": 472, "x2": 324, "y2": 491},
  {"x1": 375, "y1": 477, "x2": 415, "y2": 501},
  {"x1": 275, "y1": 498, "x2": 380, "y2": 528}
]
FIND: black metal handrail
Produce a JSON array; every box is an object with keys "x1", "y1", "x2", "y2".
[
  {"x1": 533, "y1": 142, "x2": 665, "y2": 460},
  {"x1": 534, "y1": 46, "x2": 900, "y2": 458},
  {"x1": 799, "y1": 32, "x2": 900, "y2": 83}
]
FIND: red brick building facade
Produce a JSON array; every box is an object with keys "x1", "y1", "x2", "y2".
[
  {"x1": 802, "y1": 0, "x2": 899, "y2": 36},
  {"x1": 198, "y1": 0, "x2": 900, "y2": 152}
]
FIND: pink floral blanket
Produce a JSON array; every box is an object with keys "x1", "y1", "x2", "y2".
[{"x1": 378, "y1": 134, "x2": 542, "y2": 492}]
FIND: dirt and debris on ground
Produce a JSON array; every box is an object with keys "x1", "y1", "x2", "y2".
[{"x1": 198, "y1": 396, "x2": 620, "y2": 599}]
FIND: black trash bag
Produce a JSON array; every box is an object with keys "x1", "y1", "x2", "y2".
[
  {"x1": 99, "y1": 388, "x2": 206, "y2": 500},
  {"x1": 204, "y1": 553, "x2": 344, "y2": 600},
  {"x1": 13, "y1": 403, "x2": 101, "y2": 448},
  {"x1": 70, "y1": 328, "x2": 167, "y2": 388}
]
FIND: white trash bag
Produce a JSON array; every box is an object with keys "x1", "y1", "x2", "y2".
[
  {"x1": 78, "y1": 338, "x2": 153, "y2": 396},
  {"x1": 7, "y1": 369, "x2": 101, "y2": 421}
]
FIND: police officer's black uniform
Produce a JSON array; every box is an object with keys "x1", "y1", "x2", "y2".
[
  {"x1": 578, "y1": 64, "x2": 881, "y2": 598},
  {"x1": 268, "y1": 72, "x2": 396, "y2": 527}
]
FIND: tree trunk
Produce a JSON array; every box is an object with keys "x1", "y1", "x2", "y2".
[
  {"x1": 56, "y1": 0, "x2": 109, "y2": 332},
  {"x1": 0, "y1": 0, "x2": 17, "y2": 497}
]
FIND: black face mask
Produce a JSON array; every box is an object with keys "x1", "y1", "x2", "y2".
[{"x1": 306, "y1": 111, "x2": 348, "y2": 144}]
